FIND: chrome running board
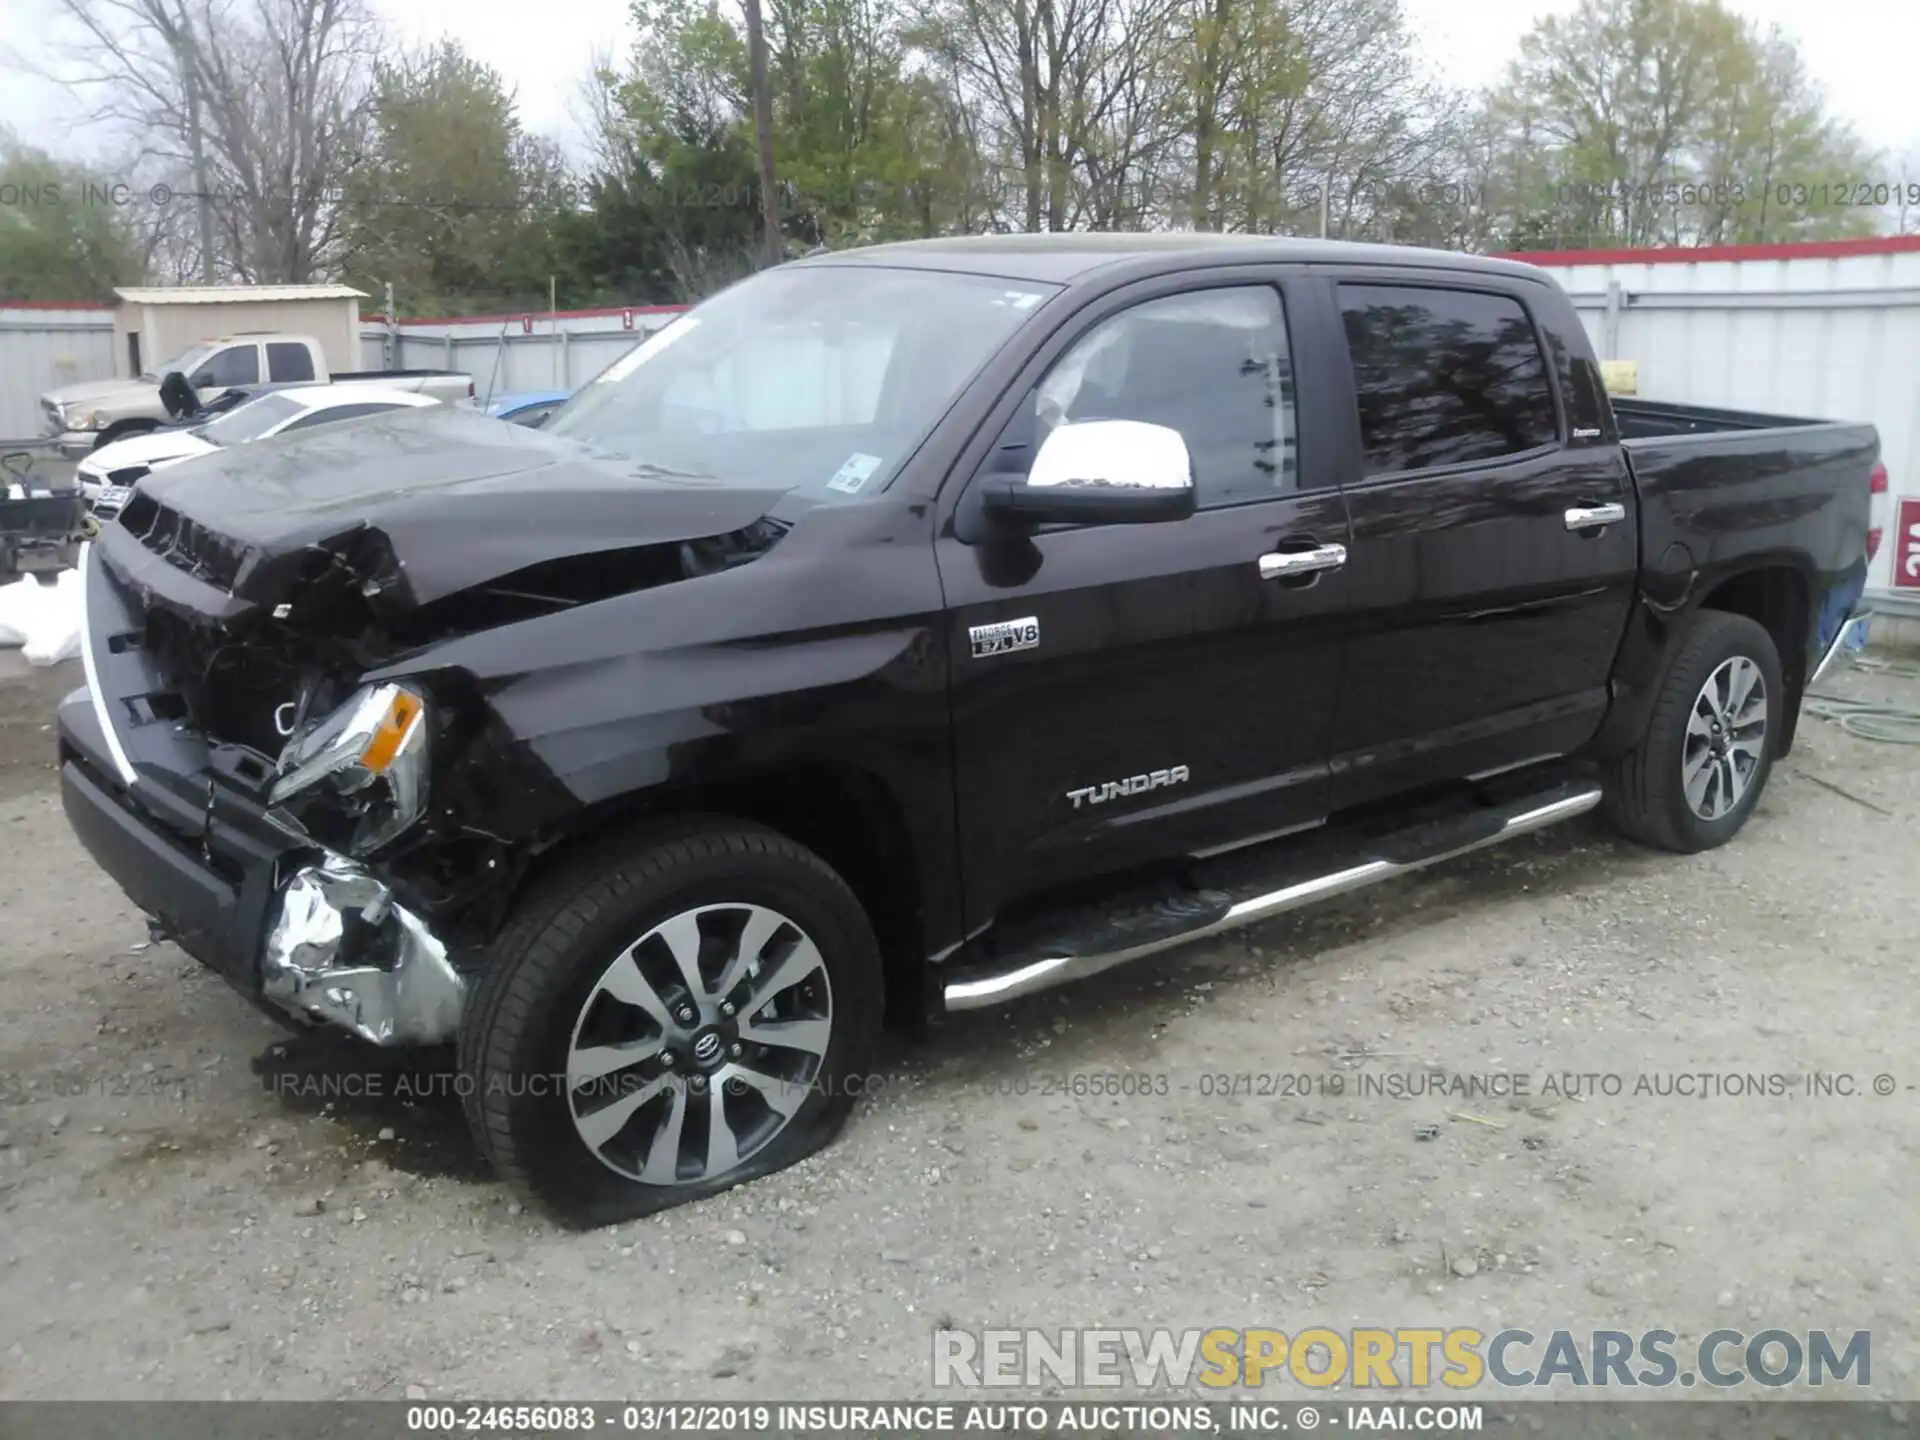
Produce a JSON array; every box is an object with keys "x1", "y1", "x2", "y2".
[{"x1": 942, "y1": 781, "x2": 1603, "y2": 1012}]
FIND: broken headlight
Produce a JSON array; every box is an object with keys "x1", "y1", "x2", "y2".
[{"x1": 267, "y1": 683, "x2": 429, "y2": 856}]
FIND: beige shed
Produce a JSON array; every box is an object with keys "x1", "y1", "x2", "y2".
[{"x1": 108, "y1": 284, "x2": 367, "y2": 379}]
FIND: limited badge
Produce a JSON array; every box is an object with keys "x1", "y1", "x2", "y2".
[{"x1": 969, "y1": 616, "x2": 1040, "y2": 658}]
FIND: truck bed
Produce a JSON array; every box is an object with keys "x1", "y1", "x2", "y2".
[
  {"x1": 1613, "y1": 397, "x2": 1878, "y2": 480},
  {"x1": 1612, "y1": 397, "x2": 1837, "y2": 439},
  {"x1": 1613, "y1": 398, "x2": 1879, "y2": 639}
]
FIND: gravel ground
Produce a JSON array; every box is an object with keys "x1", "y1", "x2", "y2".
[{"x1": 1, "y1": 645, "x2": 1917, "y2": 1402}]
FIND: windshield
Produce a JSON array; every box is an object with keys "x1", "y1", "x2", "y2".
[
  {"x1": 543, "y1": 265, "x2": 1058, "y2": 498},
  {"x1": 197, "y1": 391, "x2": 308, "y2": 446},
  {"x1": 148, "y1": 342, "x2": 218, "y2": 382}
]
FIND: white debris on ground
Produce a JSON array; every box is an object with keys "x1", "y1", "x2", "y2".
[{"x1": 0, "y1": 570, "x2": 83, "y2": 666}]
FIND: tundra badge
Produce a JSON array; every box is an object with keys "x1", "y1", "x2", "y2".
[
  {"x1": 1067, "y1": 766, "x2": 1191, "y2": 809},
  {"x1": 970, "y1": 616, "x2": 1040, "y2": 659}
]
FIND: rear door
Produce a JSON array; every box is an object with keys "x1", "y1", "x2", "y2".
[
  {"x1": 1322, "y1": 275, "x2": 1637, "y2": 806},
  {"x1": 937, "y1": 271, "x2": 1354, "y2": 926}
]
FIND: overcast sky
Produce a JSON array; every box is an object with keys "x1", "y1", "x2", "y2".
[{"x1": 2, "y1": 0, "x2": 1915, "y2": 174}]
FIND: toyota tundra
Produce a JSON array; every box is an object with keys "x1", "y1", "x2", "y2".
[{"x1": 56, "y1": 234, "x2": 1881, "y2": 1226}]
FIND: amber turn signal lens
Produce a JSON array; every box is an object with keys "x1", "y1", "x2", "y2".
[{"x1": 359, "y1": 690, "x2": 424, "y2": 774}]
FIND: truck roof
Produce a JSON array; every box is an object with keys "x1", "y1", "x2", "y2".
[{"x1": 797, "y1": 232, "x2": 1553, "y2": 286}]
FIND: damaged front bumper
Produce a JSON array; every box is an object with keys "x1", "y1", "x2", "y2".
[
  {"x1": 60, "y1": 719, "x2": 469, "y2": 1046},
  {"x1": 56, "y1": 553, "x2": 467, "y2": 1047},
  {"x1": 262, "y1": 858, "x2": 467, "y2": 1045}
]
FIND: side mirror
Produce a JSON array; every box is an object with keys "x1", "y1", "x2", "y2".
[{"x1": 980, "y1": 419, "x2": 1195, "y2": 527}]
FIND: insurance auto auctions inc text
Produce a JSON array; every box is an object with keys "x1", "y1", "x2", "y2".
[{"x1": 934, "y1": 1328, "x2": 1871, "y2": 1391}]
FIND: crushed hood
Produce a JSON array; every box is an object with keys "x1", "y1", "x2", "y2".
[{"x1": 129, "y1": 403, "x2": 791, "y2": 610}]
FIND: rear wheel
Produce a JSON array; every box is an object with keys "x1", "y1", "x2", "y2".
[
  {"x1": 1602, "y1": 610, "x2": 1782, "y2": 853},
  {"x1": 458, "y1": 820, "x2": 883, "y2": 1228}
]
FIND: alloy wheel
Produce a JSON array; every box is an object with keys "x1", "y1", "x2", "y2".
[
  {"x1": 1683, "y1": 655, "x2": 1767, "y2": 821},
  {"x1": 564, "y1": 903, "x2": 833, "y2": 1185}
]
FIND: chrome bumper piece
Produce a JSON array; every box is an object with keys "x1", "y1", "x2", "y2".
[
  {"x1": 47, "y1": 429, "x2": 98, "y2": 460},
  {"x1": 261, "y1": 856, "x2": 467, "y2": 1045}
]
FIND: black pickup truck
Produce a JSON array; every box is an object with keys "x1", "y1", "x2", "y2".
[{"x1": 57, "y1": 235, "x2": 1879, "y2": 1227}]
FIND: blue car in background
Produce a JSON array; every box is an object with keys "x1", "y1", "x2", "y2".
[{"x1": 484, "y1": 390, "x2": 571, "y2": 428}]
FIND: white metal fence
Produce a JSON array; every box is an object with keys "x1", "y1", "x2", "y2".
[
  {"x1": 359, "y1": 306, "x2": 687, "y2": 405},
  {"x1": 0, "y1": 305, "x2": 115, "y2": 444}
]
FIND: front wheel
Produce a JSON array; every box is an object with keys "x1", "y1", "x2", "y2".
[
  {"x1": 458, "y1": 820, "x2": 883, "y2": 1228},
  {"x1": 1602, "y1": 609, "x2": 1783, "y2": 854}
]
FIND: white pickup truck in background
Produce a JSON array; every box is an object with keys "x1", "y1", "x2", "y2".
[{"x1": 38, "y1": 332, "x2": 474, "y2": 457}]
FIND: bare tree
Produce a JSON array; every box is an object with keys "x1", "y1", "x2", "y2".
[
  {"x1": 914, "y1": 0, "x2": 1124, "y2": 230},
  {"x1": 34, "y1": 0, "x2": 378, "y2": 282}
]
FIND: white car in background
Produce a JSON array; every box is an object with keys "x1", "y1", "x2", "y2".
[{"x1": 76, "y1": 385, "x2": 442, "y2": 521}]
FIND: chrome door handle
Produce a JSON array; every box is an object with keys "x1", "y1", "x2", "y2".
[
  {"x1": 1258, "y1": 543, "x2": 1347, "y2": 579},
  {"x1": 1564, "y1": 502, "x2": 1626, "y2": 531}
]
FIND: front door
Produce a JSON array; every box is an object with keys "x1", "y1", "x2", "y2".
[{"x1": 937, "y1": 275, "x2": 1354, "y2": 929}]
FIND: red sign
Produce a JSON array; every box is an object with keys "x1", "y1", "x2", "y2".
[{"x1": 1898, "y1": 498, "x2": 1920, "y2": 590}]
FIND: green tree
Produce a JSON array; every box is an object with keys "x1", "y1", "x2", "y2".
[
  {"x1": 339, "y1": 42, "x2": 570, "y2": 314},
  {"x1": 0, "y1": 132, "x2": 146, "y2": 301},
  {"x1": 1489, "y1": 0, "x2": 1874, "y2": 248}
]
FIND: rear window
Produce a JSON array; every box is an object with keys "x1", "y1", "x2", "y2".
[{"x1": 1338, "y1": 284, "x2": 1559, "y2": 475}]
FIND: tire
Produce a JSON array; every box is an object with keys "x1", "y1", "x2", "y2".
[
  {"x1": 1602, "y1": 609, "x2": 1783, "y2": 854},
  {"x1": 458, "y1": 818, "x2": 883, "y2": 1228}
]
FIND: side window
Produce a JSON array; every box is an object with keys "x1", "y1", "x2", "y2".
[
  {"x1": 1337, "y1": 284, "x2": 1559, "y2": 476},
  {"x1": 267, "y1": 342, "x2": 316, "y2": 383},
  {"x1": 1003, "y1": 286, "x2": 1295, "y2": 508},
  {"x1": 205, "y1": 344, "x2": 261, "y2": 387},
  {"x1": 280, "y1": 403, "x2": 397, "y2": 432}
]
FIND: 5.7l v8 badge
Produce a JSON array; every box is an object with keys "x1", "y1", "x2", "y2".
[{"x1": 970, "y1": 616, "x2": 1041, "y2": 658}]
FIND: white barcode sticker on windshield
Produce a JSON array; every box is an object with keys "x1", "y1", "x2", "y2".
[{"x1": 826, "y1": 452, "x2": 884, "y2": 494}]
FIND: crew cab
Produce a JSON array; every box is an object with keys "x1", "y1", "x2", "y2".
[
  {"x1": 39, "y1": 333, "x2": 472, "y2": 457},
  {"x1": 56, "y1": 235, "x2": 1879, "y2": 1228}
]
